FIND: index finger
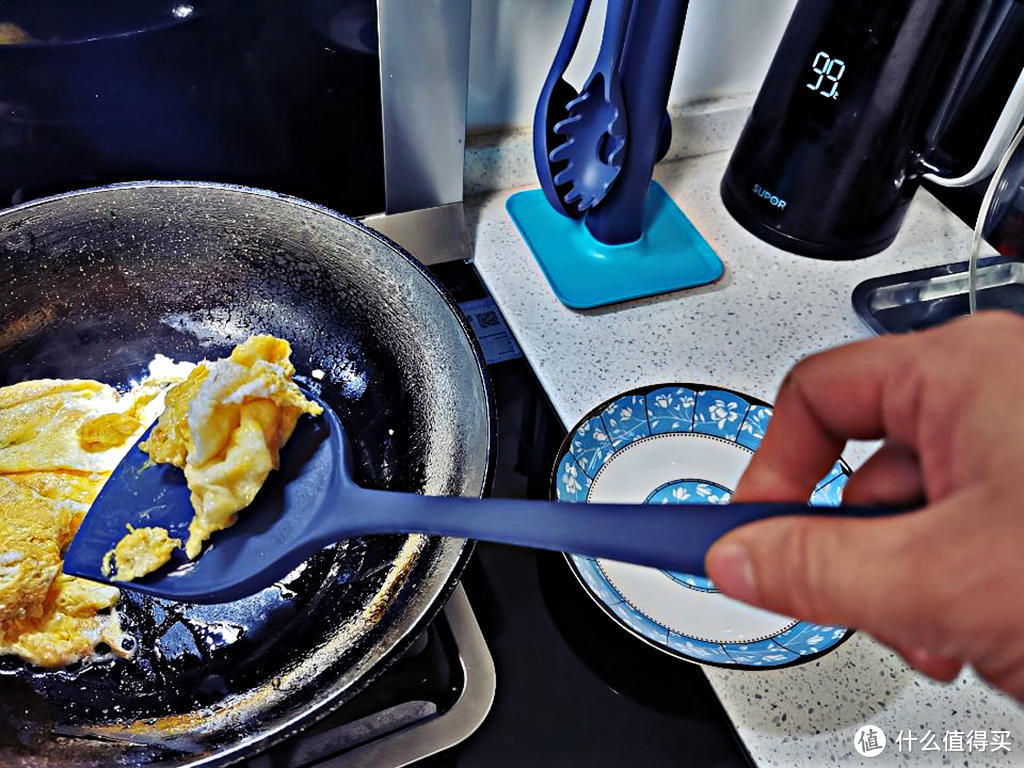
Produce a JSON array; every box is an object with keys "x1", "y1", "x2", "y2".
[{"x1": 733, "y1": 334, "x2": 914, "y2": 503}]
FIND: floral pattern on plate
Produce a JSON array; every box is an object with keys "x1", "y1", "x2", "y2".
[
  {"x1": 737, "y1": 404, "x2": 773, "y2": 451},
  {"x1": 608, "y1": 600, "x2": 670, "y2": 642},
  {"x1": 571, "y1": 555, "x2": 624, "y2": 606},
  {"x1": 569, "y1": 416, "x2": 615, "y2": 477},
  {"x1": 646, "y1": 386, "x2": 696, "y2": 434},
  {"x1": 693, "y1": 389, "x2": 749, "y2": 441},
  {"x1": 774, "y1": 622, "x2": 849, "y2": 657},
  {"x1": 645, "y1": 480, "x2": 732, "y2": 506},
  {"x1": 601, "y1": 395, "x2": 651, "y2": 449},
  {"x1": 662, "y1": 571, "x2": 718, "y2": 593},
  {"x1": 723, "y1": 638, "x2": 800, "y2": 667},
  {"x1": 556, "y1": 453, "x2": 590, "y2": 503},
  {"x1": 647, "y1": 480, "x2": 730, "y2": 594},
  {"x1": 666, "y1": 634, "x2": 736, "y2": 665},
  {"x1": 557, "y1": 384, "x2": 853, "y2": 670}
]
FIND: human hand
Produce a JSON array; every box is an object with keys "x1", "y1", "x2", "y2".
[{"x1": 706, "y1": 311, "x2": 1024, "y2": 700}]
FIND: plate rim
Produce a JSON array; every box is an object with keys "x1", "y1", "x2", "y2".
[{"x1": 551, "y1": 382, "x2": 856, "y2": 671}]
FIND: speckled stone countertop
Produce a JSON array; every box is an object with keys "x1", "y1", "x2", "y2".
[{"x1": 468, "y1": 149, "x2": 1024, "y2": 766}]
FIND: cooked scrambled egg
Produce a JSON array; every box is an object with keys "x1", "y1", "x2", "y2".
[
  {"x1": 0, "y1": 337, "x2": 317, "y2": 664},
  {"x1": 0, "y1": 22, "x2": 33, "y2": 45},
  {"x1": 0, "y1": 360, "x2": 191, "y2": 667},
  {"x1": 140, "y1": 336, "x2": 322, "y2": 559},
  {"x1": 103, "y1": 525, "x2": 181, "y2": 582}
]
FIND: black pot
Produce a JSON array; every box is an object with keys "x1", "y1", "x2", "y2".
[{"x1": 0, "y1": 0, "x2": 263, "y2": 123}]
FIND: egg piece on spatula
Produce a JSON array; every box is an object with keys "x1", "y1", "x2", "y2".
[{"x1": 69, "y1": 336, "x2": 323, "y2": 588}]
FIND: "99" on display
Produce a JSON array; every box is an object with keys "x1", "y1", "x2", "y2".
[{"x1": 806, "y1": 51, "x2": 846, "y2": 101}]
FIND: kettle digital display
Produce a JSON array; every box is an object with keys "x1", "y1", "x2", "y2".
[{"x1": 722, "y1": 0, "x2": 1024, "y2": 260}]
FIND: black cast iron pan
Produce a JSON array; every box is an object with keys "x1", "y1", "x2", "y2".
[{"x1": 0, "y1": 181, "x2": 494, "y2": 766}]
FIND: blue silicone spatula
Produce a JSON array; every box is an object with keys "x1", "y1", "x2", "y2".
[{"x1": 64, "y1": 394, "x2": 900, "y2": 604}]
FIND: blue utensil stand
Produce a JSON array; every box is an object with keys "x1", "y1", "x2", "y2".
[
  {"x1": 510, "y1": 0, "x2": 721, "y2": 309},
  {"x1": 507, "y1": 182, "x2": 723, "y2": 309}
]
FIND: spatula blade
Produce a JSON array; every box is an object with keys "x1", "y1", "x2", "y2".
[{"x1": 63, "y1": 394, "x2": 347, "y2": 604}]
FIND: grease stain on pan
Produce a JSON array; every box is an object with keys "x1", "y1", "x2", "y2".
[
  {"x1": 78, "y1": 538, "x2": 427, "y2": 746},
  {"x1": 162, "y1": 309, "x2": 254, "y2": 348},
  {"x1": 0, "y1": 307, "x2": 55, "y2": 354},
  {"x1": 162, "y1": 309, "x2": 369, "y2": 400},
  {"x1": 360, "y1": 536, "x2": 427, "y2": 626}
]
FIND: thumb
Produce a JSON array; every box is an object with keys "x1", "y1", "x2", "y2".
[{"x1": 705, "y1": 513, "x2": 925, "y2": 630}]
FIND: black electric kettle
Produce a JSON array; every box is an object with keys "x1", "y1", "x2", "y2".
[{"x1": 721, "y1": 0, "x2": 1024, "y2": 260}]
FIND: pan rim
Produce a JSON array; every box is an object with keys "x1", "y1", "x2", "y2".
[
  {"x1": 0, "y1": 179, "x2": 497, "y2": 767},
  {"x1": 0, "y1": 0, "x2": 242, "y2": 51}
]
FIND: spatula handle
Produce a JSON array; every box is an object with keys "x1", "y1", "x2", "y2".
[{"x1": 341, "y1": 492, "x2": 902, "y2": 576}]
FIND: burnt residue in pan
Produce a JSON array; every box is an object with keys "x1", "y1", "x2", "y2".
[{"x1": 0, "y1": 541, "x2": 366, "y2": 721}]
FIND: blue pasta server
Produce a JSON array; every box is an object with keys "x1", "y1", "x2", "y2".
[{"x1": 509, "y1": 0, "x2": 724, "y2": 309}]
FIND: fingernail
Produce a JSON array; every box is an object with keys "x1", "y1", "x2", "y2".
[{"x1": 706, "y1": 542, "x2": 759, "y2": 604}]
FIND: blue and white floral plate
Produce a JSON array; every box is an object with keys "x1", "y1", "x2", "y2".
[{"x1": 553, "y1": 384, "x2": 853, "y2": 670}]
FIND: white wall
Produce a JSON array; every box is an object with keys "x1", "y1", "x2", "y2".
[{"x1": 468, "y1": 0, "x2": 797, "y2": 132}]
